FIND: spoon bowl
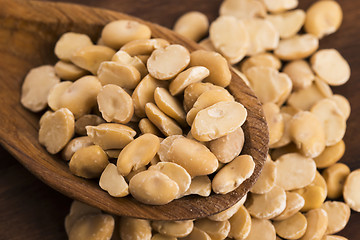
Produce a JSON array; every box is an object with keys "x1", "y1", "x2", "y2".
[{"x1": 0, "y1": 0, "x2": 268, "y2": 220}]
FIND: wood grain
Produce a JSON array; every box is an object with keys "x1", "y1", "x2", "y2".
[
  {"x1": 0, "y1": 0, "x2": 268, "y2": 222},
  {"x1": 0, "y1": 0, "x2": 359, "y2": 239}
]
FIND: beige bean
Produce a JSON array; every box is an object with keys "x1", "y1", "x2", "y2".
[
  {"x1": 273, "y1": 192, "x2": 305, "y2": 221},
  {"x1": 139, "y1": 118, "x2": 163, "y2": 136},
  {"x1": 304, "y1": 1, "x2": 343, "y2": 39},
  {"x1": 182, "y1": 227, "x2": 211, "y2": 240},
  {"x1": 322, "y1": 236, "x2": 348, "y2": 240},
  {"x1": 321, "y1": 201, "x2": 351, "y2": 235},
  {"x1": 117, "y1": 133, "x2": 159, "y2": 176},
  {"x1": 251, "y1": 157, "x2": 277, "y2": 194},
  {"x1": 149, "y1": 162, "x2": 191, "y2": 198},
  {"x1": 209, "y1": 127, "x2": 244, "y2": 164},
  {"x1": 283, "y1": 60, "x2": 314, "y2": 90},
  {"x1": 75, "y1": 114, "x2": 105, "y2": 136},
  {"x1": 293, "y1": 184, "x2": 326, "y2": 212},
  {"x1": 245, "y1": 218, "x2": 276, "y2": 240},
  {"x1": 119, "y1": 217, "x2": 151, "y2": 240},
  {"x1": 186, "y1": 88, "x2": 235, "y2": 125},
  {"x1": 274, "y1": 212, "x2": 307, "y2": 239},
  {"x1": 132, "y1": 74, "x2": 169, "y2": 118},
  {"x1": 260, "y1": 0, "x2": 298, "y2": 13},
  {"x1": 183, "y1": 82, "x2": 224, "y2": 112},
  {"x1": 183, "y1": 175, "x2": 211, "y2": 197},
  {"x1": 245, "y1": 66, "x2": 288, "y2": 104},
  {"x1": 343, "y1": 169, "x2": 360, "y2": 211},
  {"x1": 329, "y1": 95, "x2": 351, "y2": 120},
  {"x1": 145, "y1": 103, "x2": 182, "y2": 136},
  {"x1": 64, "y1": 201, "x2": 101, "y2": 235},
  {"x1": 195, "y1": 218, "x2": 230, "y2": 240},
  {"x1": 169, "y1": 66, "x2": 210, "y2": 96},
  {"x1": 39, "y1": 108, "x2": 75, "y2": 154},
  {"x1": 266, "y1": 9, "x2": 305, "y2": 39},
  {"x1": 129, "y1": 170, "x2": 179, "y2": 205},
  {"x1": 151, "y1": 234, "x2": 177, "y2": 240},
  {"x1": 147, "y1": 44, "x2": 190, "y2": 80},
  {"x1": 59, "y1": 76, "x2": 102, "y2": 118},
  {"x1": 157, "y1": 135, "x2": 184, "y2": 162},
  {"x1": 289, "y1": 111, "x2": 326, "y2": 158},
  {"x1": 99, "y1": 163, "x2": 129, "y2": 197},
  {"x1": 97, "y1": 61, "x2": 141, "y2": 89},
  {"x1": 112, "y1": 50, "x2": 148, "y2": 78},
  {"x1": 275, "y1": 153, "x2": 316, "y2": 190},
  {"x1": 173, "y1": 11, "x2": 209, "y2": 42},
  {"x1": 69, "y1": 145, "x2": 109, "y2": 178},
  {"x1": 154, "y1": 87, "x2": 186, "y2": 126},
  {"x1": 243, "y1": 18, "x2": 279, "y2": 56},
  {"x1": 263, "y1": 102, "x2": 284, "y2": 146},
  {"x1": 311, "y1": 99, "x2": 346, "y2": 146},
  {"x1": 208, "y1": 194, "x2": 247, "y2": 221},
  {"x1": 198, "y1": 38, "x2": 217, "y2": 51},
  {"x1": 101, "y1": 20, "x2": 151, "y2": 49},
  {"x1": 163, "y1": 136, "x2": 218, "y2": 177},
  {"x1": 287, "y1": 82, "x2": 329, "y2": 111},
  {"x1": 274, "y1": 34, "x2": 319, "y2": 61},
  {"x1": 240, "y1": 53, "x2": 281, "y2": 73},
  {"x1": 189, "y1": 50, "x2": 232, "y2": 87},
  {"x1": 220, "y1": 0, "x2": 266, "y2": 19},
  {"x1": 275, "y1": 73, "x2": 293, "y2": 106},
  {"x1": 68, "y1": 214, "x2": 114, "y2": 240},
  {"x1": 191, "y1": 101, "x2": 247, "y2": 142},
  {"x1": 62, "y1": 136, "x2": 93, "y2": 161},
  {"x1": 228, "y1": 205, "x2": 251, "y2": 239},
  {"x1": 300, "y1": 208, "x2": 328, "y2": 240},
  {"x1": 323, "y1": 163, "x2": 350, "y2": 200},
  {"x1": 246, "y1": 186, "x2": 286, "y2": 219},
  {"x1": 270, "y1": 112, "x2": 292, "y2": 148},
  {"x1": 86, "y1": 123, "x2": 136, "y2": 150},
  {"x1": 54, "y1": 32, "x2": 93, "y2": 61},
  {"x1": 312, "y1": 171, "x2": 328, "y2": 198},
  {"x1": 71, "y1": 45, "x2": 115, "y2": 75},
  {"x1": 311, "y1": 49, "x2": 350, "y2": 86},
  {"x1": 212, "y1": 155, "x2": 254, "y2": 194},
  {"x1": 120, "y1": 38, "x2": 170, "y2": 56},
  {"x1": 210, "y1": 16, "x2": 249, "y2": 63},
  {"x1": 314, "y1": 140, "x2": 345, "y2": 169},
  {"x1": 97, "y1": 84, "x2": 134, "y2": 124},
  {"x1": 21, "y1": 65, "x2": 60, "y2": 112},
  {"x1": 47, "y1": 81, "x2": 73, "y2": 111},
  {"x1": 54, "y1": 61, "x2": 87, "y2": 81},
  {"x1": 152, "y1": 220, "x2": 193, "y2": 238}
]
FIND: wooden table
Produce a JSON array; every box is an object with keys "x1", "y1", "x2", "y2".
[{"x1": 1, "y1": 0, "x2": 359, "y2": 239}]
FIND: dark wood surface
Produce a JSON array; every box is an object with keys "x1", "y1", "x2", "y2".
[{"x1": 0, "y1": 0, "x2": 358, "y2": 239}]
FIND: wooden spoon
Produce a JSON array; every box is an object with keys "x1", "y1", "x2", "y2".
[{"x1": 0, "y1": 0, "x2": 268, "y2": 221}]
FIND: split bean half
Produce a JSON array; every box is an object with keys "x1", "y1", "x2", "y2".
[
  {"x1": 69, "y1": 145, "x2": 109, "y2": 179},
  {"x1": 97, "y1": 84, "x2": 134, "y2": 124},
  {"x1": 173, "y1": 11, "x2": 209, "y2": 42},
  {"x1": 191, "y1": 101, "x2": 247, "y2": 142},
  {"x1": 343, "y1": 169, "x2": 360, "y2": 212},
  {"x1": 101, "y1": 20, "x2": 151, "y2": 49},
  {"x1": 212, "y1": 155, "x2": 255, "y2": 194},
  {"x1": 99, "y1": 163, "x2": 129, "y2": 197},
  {"x1": 21, "y1": 65, "x2": 60, "y2": 112},
  {"x1": 54, "y1": 32, "x2": 93, "y2": 61},
  {"x1": 39, "y1": 108, "x2": 75, "y2": 154},
  {"x1": 117, "y1": 133, "x2": 160, "y2": 176}
]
